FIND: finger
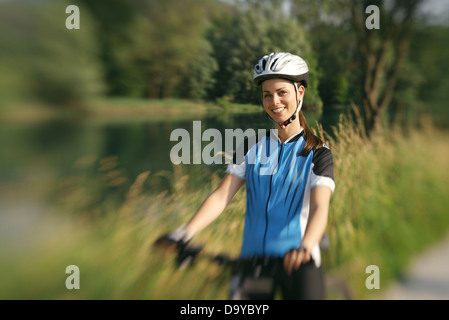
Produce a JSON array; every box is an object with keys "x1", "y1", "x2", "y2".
[
  {"x1": 294, "y1": 250, "x2": 304, "y2": 270},
  {"x1": 303, "y1": 250, "x2": 311, "y2": 263},
  {"x1": 284, "y1": 249, "x2": 297, "y2": 276}
]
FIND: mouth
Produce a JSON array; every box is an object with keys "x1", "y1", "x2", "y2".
[{"x1": 271, "y1": 106, "x2": 286, "y2": 114}]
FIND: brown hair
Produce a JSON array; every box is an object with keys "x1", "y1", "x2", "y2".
[{"x1": 298, "y1": 110, "x2": 324, "y2": 157}]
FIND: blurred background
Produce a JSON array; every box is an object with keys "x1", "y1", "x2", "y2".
[{"x1": 0, "y1": 0, "x2": 448, "y2": 299}]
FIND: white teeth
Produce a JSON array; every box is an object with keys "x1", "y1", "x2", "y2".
[{"x1": 272, "y1": 107, "x2": 285, "y2": 113}]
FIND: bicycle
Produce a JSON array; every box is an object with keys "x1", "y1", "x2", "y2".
[{"x1": 168, "y1": 234, "x2": 353, "y2": 300}]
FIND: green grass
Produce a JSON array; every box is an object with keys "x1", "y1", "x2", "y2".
[
  {"x1": 321, "y1": 114, "x2": 449, "y2": 299},
  {"x1": 1, "y1": 111, "x2": 449, "y2": 299}
]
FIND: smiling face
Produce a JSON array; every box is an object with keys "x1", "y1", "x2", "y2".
[{"x1": 261, "y1": 78, "x2": 304, "y2": 125}]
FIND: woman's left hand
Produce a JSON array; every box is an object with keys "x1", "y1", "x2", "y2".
[{"x1": 283, "y1": 246, "x2": 311, "y2": 276}]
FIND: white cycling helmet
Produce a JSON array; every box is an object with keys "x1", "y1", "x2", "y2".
[{"x1": 253, "y1": 52, "x2": 309, "y2": 87}]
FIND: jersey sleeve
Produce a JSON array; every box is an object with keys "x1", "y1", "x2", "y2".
[{"x1": 310, "y1": 145, "x2": 335, "y2": 193}]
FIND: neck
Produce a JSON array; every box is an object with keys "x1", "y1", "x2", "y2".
[{"x1": 275, "y1": 120, "x2": 302, "y2": 143}]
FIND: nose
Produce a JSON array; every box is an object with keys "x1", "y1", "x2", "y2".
[{"x1": 273, "y1": 93, "x2": 281, "y2": 105}]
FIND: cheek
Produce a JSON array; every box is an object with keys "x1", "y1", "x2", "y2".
[
  {"x1": 288, "y1": 94, "x2": 299, "y2": 105},
  {"x1": 262, "y1": 99, "x2": 270, "y2": 110},
  {"x1": 263, "y1": 104, "x2": 270, "y2": 113}
]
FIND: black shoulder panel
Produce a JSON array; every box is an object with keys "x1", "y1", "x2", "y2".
[{"x1": 312, "y1": 146, "x2": 334, "y2": 179}]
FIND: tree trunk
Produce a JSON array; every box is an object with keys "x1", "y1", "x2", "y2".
[{"x1": 350, "y1": 0, "x2": 421, "y2": 137}]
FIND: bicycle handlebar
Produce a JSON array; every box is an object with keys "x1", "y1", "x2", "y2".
[
  {"x1": 168, "y1": 234, "x2": 331, "y2": 270},
  {"x1": 176, "y1": 243, "x2": 238, "y2": 269}
]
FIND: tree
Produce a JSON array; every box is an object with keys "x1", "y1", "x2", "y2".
[
  {"x1": 78, "y1": 0, "x2": 137, "y2": 97},
  {"x1": 393, "y1": 23, "x2": 449, "y2": 127},
  {"x1": 134, "y1": 0, "x2": 214, "y2": 99},
  {"x1": 177, "y1": 40, "x2": 218, "y2": 100},
  {"x1": 289, "y1": 0, "x2": 362, "y2": 109},
  {"x1": 0, "y1": 0, "x2": 104, "y2": 108},
  {"x1": 79, "y1": 0, "x2": 217, "y2": 100},
  {"x1": 349, "y1": 0, "x2": 423, "y2": 135},
  {"x1": 208, "y1": 2, "x2": 322, "y2": 109}
]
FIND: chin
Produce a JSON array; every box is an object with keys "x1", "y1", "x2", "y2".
[{"x1": 272, "y1": 115, "x2": 288, "y2": 123}]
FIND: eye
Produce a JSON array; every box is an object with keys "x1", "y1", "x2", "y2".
[
  {"x1": 264, "y1": 93, "x2": 272, "y2": 99},
  {"x1": 279, "y1": 90, "x2": 288, "y2": 96}
]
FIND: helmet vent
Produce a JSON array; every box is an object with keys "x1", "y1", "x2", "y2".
[
  {"x1": 262, "y1": 59, "x2": 267, "y2": 71},
  {"x1": 270, "y1": 58, "x2": 279, "y2": 71}
]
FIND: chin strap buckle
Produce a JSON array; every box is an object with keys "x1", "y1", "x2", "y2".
[{"x1": 278, "y1": 116, "x2": 295, "y2": 129}]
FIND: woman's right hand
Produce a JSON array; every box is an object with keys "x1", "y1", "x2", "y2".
[
  {"x1": 153, "y1": 234, "x2": 180, "y2": 254},
  {"x1": 283, "y1": 245, "x2": 311, "y2": 276},
  {"x1": 153, "y1": 225, "x2": 192, "y2": 255}
]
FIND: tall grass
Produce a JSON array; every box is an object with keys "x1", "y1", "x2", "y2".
[
  {"x1": 1, "y1": 112, "x2": 449, "y2": 299},
  {"x1": 321, "y1": 111, "x2": 449, "y2": 298}
]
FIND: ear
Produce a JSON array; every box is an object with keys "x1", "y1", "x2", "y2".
[{"x1": 297, "y1": 83, "x2": 305, "y2": 100}]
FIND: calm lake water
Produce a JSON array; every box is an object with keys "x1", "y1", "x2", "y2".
[{"x1": 0, "y1": 106, "x2": 344, "y2": 217}]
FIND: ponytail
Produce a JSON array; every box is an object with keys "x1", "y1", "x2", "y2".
[{"x1": 298, "y1": 110, "x2": 323, "y2": 157}]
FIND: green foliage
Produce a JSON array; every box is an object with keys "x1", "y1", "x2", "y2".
[
  {"x1": 307, "y1": 23, "x2": 361, "y2": 108},
  {"x1": 177, "y1": 40, "x2": 219, "y2": 100},
  {"x1": 330, "y1": 73, "x2": 350, "y2": 106},
  {"x1": 207, "y1": 3, "x2": 322, "y2": 109},
  {"x1": 403, "y1": 24, "x2": 449, "y2": 125},
  {"x1": 77, "y1": 0, "x2": 217, "y2": 100},
  {"x1": 0, "y1": 0, "x2": 104, "y2": 108},
  {"x1": 1, "y1": 0, "x2": 445, "y2": 124},
  {"x1": 77, "y1": 0, "x2": 141, "y2": 97},
  {"x1": 324, "y1": 114, "x2": 449, "y2": 298},
  {"x1": 138, "y1": 0, "x2": 214, "y2": 99},
  {"x1": 290, "y1": 0, "x2": 361, "y2": 109}
]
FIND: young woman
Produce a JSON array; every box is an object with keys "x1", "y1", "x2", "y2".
[{"x1": 155, "y1": 52, "x2": 335, "y2": 300}]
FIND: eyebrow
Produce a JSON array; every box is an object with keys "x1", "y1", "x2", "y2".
[{"x1": 263, "y1": 87, "x2": 287, "y2": 93}]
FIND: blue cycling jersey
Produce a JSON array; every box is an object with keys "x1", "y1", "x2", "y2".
[{"x1": 227, "y1": 129, "x2": 334, "y2": 262}]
